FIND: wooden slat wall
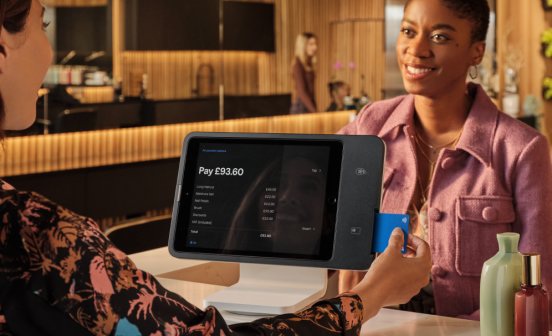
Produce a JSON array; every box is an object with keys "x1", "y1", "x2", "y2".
[
  {"x1": 0, "y1": 112, "x2": 354, "y2": 177},
  {"x1": 275, "y1": 0, "x2": 384, "y2": 109},
  {"x1": 112, "y1": 0, "x2": 124, "y2": 82},
  {"x1": 496, "y1": 0, "x2": 551, "y2": 141},
  {"x1": 122, "y1": 51, "x2": 212, "y2": 99},
  {"x1": 337, "y1": 0, "x2": 384, "y2": 21},
  {"x1": 273, "y1": 0, "x2": 340, "y2": 111},
  {"x1": 330, "y1": 21, "x2": 384, "y2": 102},
  {"x1": 115, "y1": 0, "x2": 385, "y2": 110},
  {"x1": 121, "y1": 51, "x2": 268, "y2": 99},
  {"x1": 497, "y1": 0, "x2": 546, "y2": 110},
  {"x1": 43, "y1": 0, "x2": 107, "y2": 6},
  {"x1": 66, "y1": 86, "x2": 114, "y2": 104}
]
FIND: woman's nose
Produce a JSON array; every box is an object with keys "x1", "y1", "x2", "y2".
[{"x1": 407, "y1": 36, "x2": 432, "y2": 58}]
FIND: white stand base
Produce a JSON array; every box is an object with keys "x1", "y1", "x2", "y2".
[{"x1": 204, "y1": 263, "x2": 328, "y2": 315}]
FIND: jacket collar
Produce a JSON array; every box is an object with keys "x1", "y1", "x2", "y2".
[
  {"x1": 454, "y1": 83, "x2": 497, "y2": 167},
  {"x1": 379, "y1": 94, "x2": 415, "y2": 138},
  {"x1": 378, "y1": 83, "x2": 497, "y2": 167}
]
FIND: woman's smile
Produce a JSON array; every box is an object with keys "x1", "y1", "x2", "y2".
[{"x1": 404, "y1": 64, "x2": 437, "y2": 80}]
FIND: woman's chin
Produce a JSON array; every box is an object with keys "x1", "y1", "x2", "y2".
[
  {"x1": 4, "y1": 121, "x2": 34, "y2": 131},
  {"x1": 402, "y1": 81, "x2": 434, "y2": 97},
  {"x1": 4, "y1": 113, "x2": 36, "y2": 131},
  {"x1": 3, "y1": 100, "x2": 37, "y2": 130}
]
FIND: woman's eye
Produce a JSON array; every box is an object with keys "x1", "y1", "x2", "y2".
[
  {"x1": 401, "y1": 28, "x2": 416, "y2": 38},
  {"x1": 431, "y1": 34, "x2": 449, "y2": 43},
  {"x1": 400, "y1": 28, "x2": 415, "y2": 38}
]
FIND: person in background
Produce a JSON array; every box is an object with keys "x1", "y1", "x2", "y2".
[
  {"x1": 326, "y1": 80, "x2": 351, "y2": 112},
  {"x1": 339, "y1": 0, "x2": 552, "y2": 324},
  {"x1": 290, "y1": 32, "x2": 318, "y2": 114},
  {"x1": 0, "y1": 1, "x2": 433, "y2": 335}
]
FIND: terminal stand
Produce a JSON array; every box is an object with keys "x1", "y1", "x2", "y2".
[{"x1": 204, "y1": 263, "x2": 328, "y2": 316}]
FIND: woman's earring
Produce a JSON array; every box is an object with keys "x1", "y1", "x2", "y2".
[{"x1": 469, "y1": 65, "x2": 478, "y2": 80}]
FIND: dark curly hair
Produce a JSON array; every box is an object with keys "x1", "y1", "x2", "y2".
[
  {"x1": 406, "y1": 0, "x2": 490, "y2": 42},
  {"x1": 0, "y1": 0, "x2": 32, "y2": 134}
]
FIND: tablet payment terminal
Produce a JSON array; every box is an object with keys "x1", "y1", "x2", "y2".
[{"x1": 168, "y1": 132, "x2": 386, "y2": 270}]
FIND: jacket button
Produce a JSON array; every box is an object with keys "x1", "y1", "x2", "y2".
[
  {"x1": 431, "y1": 265, "x2": 447, "y2": 277},
  {"x1": 429, "y1": 208, "x2": 443, "y2": 221},
  {"x1": 482, "y1": 206, "x2": 498, "y2": 222},
  {"x1": 441, "y1": 157, "x2": 454, "y2": 170}
]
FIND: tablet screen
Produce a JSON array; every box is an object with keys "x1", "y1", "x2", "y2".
[{"x1": 173, "y1": 138, "x2": 343, "y2": 260}]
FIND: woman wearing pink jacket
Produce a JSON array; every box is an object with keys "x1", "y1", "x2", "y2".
[
  {"x1": 339, "y1": 0, "x2": 552, "y2": 324},
  {"x1": 0, "y1": 0, "x2": 432, "y2": 335}
]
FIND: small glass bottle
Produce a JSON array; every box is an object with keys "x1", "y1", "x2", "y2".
[
  {"x1": 515, "y1": 254, "x2": 549, "y2": 336},
  {"x1": 480, "y1": 232, "x2": 522, "y2": 336}
]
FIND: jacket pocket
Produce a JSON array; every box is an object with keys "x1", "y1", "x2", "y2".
[{"x1": 455, "y1": 196, "x2": 515, "y2": 276}]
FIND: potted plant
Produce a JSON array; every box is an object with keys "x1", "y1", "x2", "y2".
[
  {"x1": 541, "y1": 28, "x2": 552, "y2": 57},
  {"x1": 542, "y1": 77, "x2": 552, "y2": 101}
]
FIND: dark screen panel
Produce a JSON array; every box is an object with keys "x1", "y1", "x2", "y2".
[
  {"x1": 223, "y1": 1, "x2": 275, "y2": 52},
  {"x1": 174, "y1": 138, "x2": 342, "y2": 260},
  {"x1": 56, "y1": 7, "x2": 108, "y2": 53},
  {"x1": 125, "y1": 0, "x2": 219, "y2": 51}
]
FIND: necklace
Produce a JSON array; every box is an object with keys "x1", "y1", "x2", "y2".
[
  {"x1": 413, "y1": 127, "x2": 463, "y2": 205},
  {"x1": 415, "y1": 129, "x2": 463, "y2": 156},
  {"x1": 411, "y1": 132, "x2": 458, "y2": 242}
]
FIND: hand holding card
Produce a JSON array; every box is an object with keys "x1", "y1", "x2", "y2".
[{"x1": 371, "y1": 213, "x2": 409, "y2": 254}]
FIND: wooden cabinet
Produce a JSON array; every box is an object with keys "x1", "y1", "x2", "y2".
[{"x1": 124, "y1": 0, "x2": 275, "y2": 52}]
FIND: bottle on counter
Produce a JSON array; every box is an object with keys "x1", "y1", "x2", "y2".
[
  {"x1": 480, "y1": 232, "x2": 522, "y2": 336},
  {"x1": 358, "y1": 74, "x2": 371, "y2": 110},
  {"x1": 502, "y1": 67, "x2": 520, "y2": 118},
  {"x1": 114, "y1": 78, "x2": 125, "y2": 103},
  {"x1": 357, "y1": 90, "x2": 372, "y2": 111},
  {"x1": 139, "y1": 73, "x2": 148, "y2": 100},
  {"x1": 343, "y1": 95, "x2": 355, "y2": 110},
  {"x1": 515, "y1": 254, "x2": 549, "y2": 336}
]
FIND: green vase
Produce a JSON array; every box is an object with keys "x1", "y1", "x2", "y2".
[{"x1": 480, "y1": 232, "x2": 522, "y2": 336}]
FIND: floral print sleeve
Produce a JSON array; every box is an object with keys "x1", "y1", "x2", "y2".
[{"x1": 0, "y1": 180, "x2": 364, "y2": 336}]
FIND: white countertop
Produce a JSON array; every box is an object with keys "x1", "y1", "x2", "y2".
[
  {"x1": 130, "y1": 247, "x2": 484, "y2": 335},
  {"x1": 361, "y1": 308, "x2": 479, "y2": 335}
]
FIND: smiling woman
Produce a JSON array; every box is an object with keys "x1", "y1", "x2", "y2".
[
  {"x1": 397, "y1": 0, "x2": 487, "y2": 99},
  {"x1": 0, "y1": 1, "x2": 433, "y2": 334},
  {"x1": 339, "y1": 0, "x2": 552, "y2": 324}
]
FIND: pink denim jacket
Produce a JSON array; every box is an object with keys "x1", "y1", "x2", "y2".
[{"x1": 339, "y1": 83, "x2": 552, "y2": 320}]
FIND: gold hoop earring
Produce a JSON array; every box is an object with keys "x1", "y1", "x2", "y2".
[{"x1": 469, "y1": 65, "x2": 478, "y2": 80}]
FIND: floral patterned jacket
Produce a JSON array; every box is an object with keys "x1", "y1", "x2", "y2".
[{"x1": 0, "y1": 180, "x2": 364, "y2": 335}]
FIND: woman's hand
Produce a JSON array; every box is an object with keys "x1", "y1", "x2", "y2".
[{"x1": 349, "y1": 228, "x2": 432, "y2": 322}]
